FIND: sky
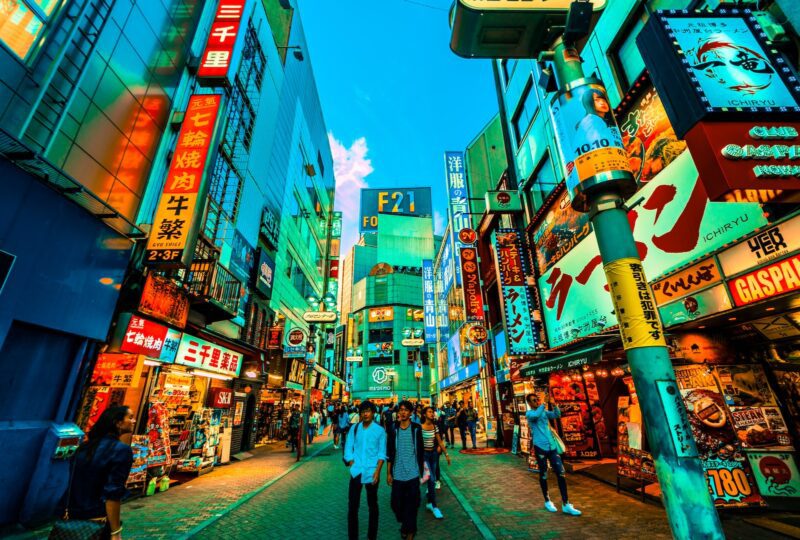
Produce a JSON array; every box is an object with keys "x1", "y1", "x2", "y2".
[{"x1": 297, "y1": 0, "x2": 501, "y2": 254}]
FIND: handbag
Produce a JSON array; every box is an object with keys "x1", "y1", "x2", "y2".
[
  {"x1": 549, "y1": 425, "x2": 567, "y2": 455},
  {"x1": 49, "y1": 451, "x2": 107, "y2": 540}
]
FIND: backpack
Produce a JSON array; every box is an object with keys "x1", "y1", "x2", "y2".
[{"x1": 342, "y1": 423, "x2": 360, "y2": 466}]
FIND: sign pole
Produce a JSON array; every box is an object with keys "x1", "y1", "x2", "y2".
[{"x1": 546, "y1": 37, "x2": 723, "y2": 539}]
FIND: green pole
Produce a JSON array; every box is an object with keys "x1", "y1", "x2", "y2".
[{"x1": 547, "y1": 38, "x2": 724, "y2": 540}]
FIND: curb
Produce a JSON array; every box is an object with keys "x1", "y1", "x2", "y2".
[
  {"x1": 439, "y1": 469, "x2": 496, "y2": 540},
  {"x1": 181, "y1": 441, "x2": 334, "y2": 539}
]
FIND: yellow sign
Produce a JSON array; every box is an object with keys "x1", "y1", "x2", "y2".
[
  {"x1": 369, "y1": 307, "x2": 394, "y2": 323},
  {"x1": 575, "y1": 147, "x2": 631, "y2": 184},
  {"x1": 460, "y1": 0, "x2": 605, "y2": 11},
  {"x1": 604, "y1": 257, "x2": 667, "y2": 350}
]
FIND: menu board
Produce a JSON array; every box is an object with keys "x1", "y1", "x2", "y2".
[
  {"x1": 617, "y1": 396, "x2": 657, "y2": 482},
  {"x1": 550, "y1": 371, "x2": 598, "y2": 458}
]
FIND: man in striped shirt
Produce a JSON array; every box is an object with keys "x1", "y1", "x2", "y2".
[{"x1": 386, "y1": 400, "x2": 425, "y2": 539}]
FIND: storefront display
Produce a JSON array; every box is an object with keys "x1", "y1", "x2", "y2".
[{"x1": 549, "y1": 371, "x2": 598, "y2": 458}]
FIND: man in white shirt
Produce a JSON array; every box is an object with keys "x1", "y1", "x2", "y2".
[
  {"x1": 307, "y1": 408, "x2": 320, "y2": 444},
  {"x1": 345, "y1": 401, "x2": 386, "y2": 540}
]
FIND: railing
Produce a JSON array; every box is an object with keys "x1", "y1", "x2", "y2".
[{"x1": 185, "y1": 238, "x2": 242, "y2": 321}]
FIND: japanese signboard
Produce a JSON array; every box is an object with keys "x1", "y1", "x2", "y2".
[
  {"x1": 138, "y1": 273, "x2": 189, "y2": 328},
  {"x1": 368, "y1": 307, "x2": 394, "y2": 323},
  {"x1": 91, "y1": 353, "x2": 143, "y2": 388},
  {"x1": 718, "y1": 214, "x2": 800, "y2": 277},
  {"x1": 637, "y1": 11, "x2": 800, "y2": 139},
  {"x1": 532, "y1": 186, "x2": 592, "y2": 275},
  {"x1": 605, "y1": 258, "x2": 666, "y2": 350},
  {"x1": 267, "y1": 326, "x2": 283, "y2": 349},
  {"x1": 197, "y1": 0, "x2": 246, "y2": 85},
  {"x1": 747, "y1": 452, "x2": 800, "y2": 497},
  {"x1": 117, "y1": 313, "x2": 181, "y2": 363},
  {"x1": 652, "y1": 258, "x2": 723, "y2": 306},
  {"x1": 145, "y1": 94, "x2": 223, "y2": 267},
  {"x1": 492, "y1": 229, "x2": 537, "y2": 355},
  {"x1": 359, "y1": 187, "x2": 432, "y2": 232},
  {"x1": 207, "y1": 388, "x2": 233, "y2": 409},
  {"x1": 422, "y1": 259, "x2": 436, "y2": 343},
  {"x1": 659, "y1": 284, "x2": 733, "y2": 327},
  {"x1": 286, "y1": 358, "x2": 306, "y2": 389},
  {"x1": 255, "y1": 248, "x2": 276, "y2": 298},
  {"x1": 440, "y1": 233, "x2": 456, "y2": 294},
  {"x1": 465, "y1": 324, "x2": 489, "y2": 346},
  {"x1": 459, "y1": 247, "x2": 484, "y2": 323},
  {"x1": 727, "y1": 254, "x2": 800, "y2": 307},
  {"x1": 616, "y1": 82, "x2": 687, "y2": 185},
  {"x1": 485, "y1": 190, "x2": 523, "y2": 213},
  {"x1": 175, "y1": 333, "x2": 242, "y2": 377},
  {"x1": 260, "y1": 204, "x2": 281, "y2": 249},
  {"x1": 538, "y1": 151, "x2": 767, "y2": 347},
  {"x1": 445, "y1": 151, "x2": 470, "y2": 285}
]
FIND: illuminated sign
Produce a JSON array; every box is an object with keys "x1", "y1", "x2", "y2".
[
  {"x1": 144, "y1": 94, "x2": 223, "y2": 267},
  {"x1": 422, "y1": 259, "x2": 437, "y2": 343},
  {"x1": 138, "y1": 273, "x2": 189, "y2": 328},
  {"x1": 118, "y1": 313, "x2": 181, "y2": 363},
  {"x1": 197, "y1": 0, "x2": 246, "y2": 85},
  {"x1": 175, "y1": 333, "x2": 242, "y2": 377},
  {"x1": 255, "y1": 249, "x2": 276, "y2": 298},
  {"x1": 659, "y1": 284, "x2": 733, "y2": 327},
  {"x1": 492, "y1": 229, "x2": 537, "y2": 355},
  {"x1": 359, "y1": 187, "x2": 432, "y2": 232},
  {"x1": 459, "y1": 0, "x2": 605, "y2": 10},
  {"x1": 368, "y1": 307, "x2": 394, "y2": 323},
  {"x1": 727, "y1": 254, "x2": 800, "y2": 307},
  {"x1": 267, "y1": 326, "x2": 283, "y2": 350},
  {"x1": 652, "y1": 258, "x2": 722, "y2": 307},
  {"x1": 445, "y1": 151, "x2": 470, "y2": 286},
  {"x1": 459, "y1": 247, "x2": 484, "y2": 322},
  {"x1": 286, "y1": 328, "x2": 308, "y2": 347},
  {"x1": 91, "y1": 353, "x2": 143, "y2": 388},
  {"x1": 466, "y1": 324, "x2": 489, "y2": 346},
  {"x1": 638, "y1": 10, "x2": 800, "y2": 139},
  {"x1": 718, "y1": 215, "x2": 800, "y2": 277},
  {"x1": 458, "y1": 228, "x2": 477, "y2": 245}
]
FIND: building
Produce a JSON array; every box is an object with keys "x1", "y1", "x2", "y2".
[
  {"x1": 342, "y1": 207, "x2": 437, "y2": 404},
  {"x1": 489, "y1": 0, "x2": 800, "y2": 507},
  {"x1": 0, "y1": 0, "x2": 338, "y2": 525}
]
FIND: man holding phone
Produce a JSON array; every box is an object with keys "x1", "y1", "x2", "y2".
[{"x1": 526, "y1": 392, "x2": 581, "y2": 516}]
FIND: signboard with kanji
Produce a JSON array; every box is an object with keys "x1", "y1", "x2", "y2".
[
  {"x1": 492, "y1": 229, "x2": 538, "y2": 355},
  {"x1": 459, "y1": 247, "x2": 484, "y2": 323},
  {"x1": 175, "y1": 333, "x2": 242, "y2": 377},
  {"x1": 422, "y1": 259, "x2": 436, "y2": 343},
  {"x1": 445, "y1": 151, "x2": 470, "y2": 286},
  {"x1": 197, "y1": 0, "x2": 246, "y2": 85},
  {"x1": 117, "y1": 313, "x2": 181, "y2": 363},
  {"x1": 145, "y1": 94, "x2": 223, "y2": 267}
]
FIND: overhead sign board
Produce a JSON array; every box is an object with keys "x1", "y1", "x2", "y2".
[
  {"x1": 175, "y1": 334, "x2": 242, "y2": 377},
  {"x1": 359, "y1": 187, "x2": 432, "y2": 232},
  {"x1": 303, "y1": 311, "x2": 337, "y2": 323},
  {"x1": 492, "y1": 229, "x2": 537, "y2": 355},
  {"x1": 401, "y1": 338, "x2": 425, "y2": 347},
  {"x1": 197, "y1": 0, "x2": 246, "y2": 86},
  {"x1": 485, "y1": 190, "x2": 523, "y2": 214}
]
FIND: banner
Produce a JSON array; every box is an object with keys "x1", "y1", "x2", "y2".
[
  {"x1": 492, "y1": 229, "x2": 537, "y2": 355},
  {"x1": 459, "y1": 247, "x2": 484, "y2": 322},
  {"x1": 604, "y1": 257, "x2": 666, "y2": 350},
  {"x1": 422, "y1": 259, "x2": 436, "y2": 343},
  {"x1": 445, "y1": 152, "x2": 470, "y2": 286}
]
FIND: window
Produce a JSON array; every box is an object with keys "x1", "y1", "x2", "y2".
[
  {"x1": 501, "y1": 59, "x2": 518, "y2": 83},
  {"x1": 369, "y1": 328, "x2": 393, "y2": 343},
  {"x1": 511, "y1": 78, "x2": 539, "y2": 145},
  {"x1": 613, "y1": 9, "x2": 648, "y2": 91},
  {"x1": 317, "y1": 150, "x2": 325, "y2": 178},
  {"x1": 525, "y1": 155, "x2": 558, "y2": 216},
  {"x1": 0, "y1": 0, "x2": 57, "y2": 60}
]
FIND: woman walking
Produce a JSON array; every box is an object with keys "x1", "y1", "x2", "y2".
[
  {"x1": 421, "y1": 406, "x2": 450, "y2": 519},
  {"x1": 65, "y1": 406, "x2": 135, "y2": 540}
]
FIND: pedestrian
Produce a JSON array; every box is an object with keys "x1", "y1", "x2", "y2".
[
  {"x1": 288, "y1": 404, "x2": 301, "y2": 453},
  {"x1": 421, "y1": 406, "x2": 450, "y2": 519},
  {"x1": 349, "y1": 406, "x2": 360, "y2": 426},
  {"x1": 345, "y1": 401, "x2": 386, "y2": 540},
  {"x1": 411, "y1": 403, "x2": 422, "y2": 424},
  {"x1": 62, "y1": 406, "x2": 135, "y2": 540},
  {"x1": 437, "y1": 402, "x2": 449, "y2": 448},
  {"x1": 455, "y1": 401, "x2": 467, "y2": 449},
  {"x1": 443, "y1": 401, "x2": 456, "y2": 448},
  {"x1": 526, "y1": 392, "x2": 581, "y2": 516},
  {"x1": 386, "y1": 400, "x2": 425, "y2": 540},
  {"x1": 307, "y1": 407, "x2": 320, "y2": 444},
  {"x1": 465, "y1": 401, "x2": 479, "y2": 449},
  {"x1": 336, "y1": 405, "x2": 351, "y2": 450}
]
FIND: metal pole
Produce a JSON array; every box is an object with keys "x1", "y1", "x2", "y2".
[{"x1": 545, "y1": 38, "x2": 723, "y2": 540}]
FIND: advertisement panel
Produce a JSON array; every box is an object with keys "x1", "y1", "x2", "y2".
[
  {"x1": 117, "y1": 314, "x2": 181, "y2": 363},
  {"x1": 459, "y1": 247, "x2": 484, "y2": 322},
  {"x1": 368, "y1": 307, "x2": 394, "y2": 323},
  {"x1": 144, "y1": 94, "x2": 223, "y2": 267},
  {"x1": 138, "y1": 274, "x2": 189, "y2": 328},
  {"x1": 91, "y1": 353, "x2": 143, "y2": 388},
  {"x1": 659, "y1": 284, "x2": 733, "y2": 327},
  {"x1": 445, "y1": 151, "x2": 470, "y2": 285},
  {"x1": 616, "y1": 82, "x2": 687, "y2": 185},
  {"x1": 441, "y1": 233, "x2": 455, "y2": 294},
  {"x1": 747, "y1": 452, "x2": 800, "y2": 498},
  {"x1": 359, "y1": 187, "x2": 432, "y2": 232},
  {"x1": 422, "y1": 259, "x2": 436, "y2": 343},
  {"x1": 492, "y1": 229, "x2": 537, "y2": 355},
  {"x1": 367, "y1": 342, "x2": 393, "y2": 359},
  {"x1": 532, "y1": 186, "x2": 592, "y2": 275},
  {"x1": 196, "y1": 0, "x2": 245, "y2": 84},
  {"x1": 727, "y1": 254, "x2": 800, "y2": 307},
  {"x1": 718, "y1": 214, "x2": 800, "y2": 277},
  {"x1": 652, "y1": 258, "x2": 722, "y2": 307},
  {"x1": 538, "y1": 151, "x2": 767, "y2": 347},
  {"x1": 175, "y1": 334, "x2": 243, "y2": 377}
]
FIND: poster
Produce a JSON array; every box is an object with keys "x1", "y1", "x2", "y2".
[
  {"x1": 674, "y1": 365, "x2": 737, "y2": 458},
  {"x1": 729, "y1": 407, "x2": 792, "y2": 450},
  {"x1": 77, "y1": 386, "x2": 112, "y2": 433},
  {"x1": 604, "y1": 257, "x2": 666, "y2": 349},
  {"x1": 747, "y1": 452, "x2": 800, "y2": 498},
  {"x1": 703, "y1": 457, "x2": 763, "y2": 507},
  {"x1": 146, "y1": 402, "x2": 172, "y2": 467},
  {"x1": 126, "y1": 435, "x2": 150, "y2": 486},
  {"x1": 532, "y1": 187, "x2": 592, "y2": 275},
  {"x1": 617, "y1": 395, "x2": 657, "y2": 482},
  {"x1": 616, "y1": 85, "x2": 687, "y2": 185},
  {"x1": 714, "y1": 365, "x2": 775, "y2": 407},
  {"x1": 233, "y1": 400, "x2": 244, "y2": 427}
]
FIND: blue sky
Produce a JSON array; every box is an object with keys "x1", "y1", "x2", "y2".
[{"x1": 297, "y1": 0, "x2": 501, "y2": 253}]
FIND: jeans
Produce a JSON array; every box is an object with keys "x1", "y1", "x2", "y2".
[
  {"x1": 390, "y1": 478, "x2": 420, "y2": 535},
  {"x1": 288, "y1": 427, "x2": 299, "y2": 452},
  {"x1": 458, "y1": 425, "x2": 467, "y2": 448},
  {"x1": 467, "y1": 421, "x2": 477, "y2": 448},
  {"x1": 307, "y1": 425, "x2": 316, "y2": 444},
  {"x1": 348, "y1": 474, "x2": 379, "y2": 540},
  {"x1": 533, "y1": 445, "x2": 569, "y2": 503},
  {"x1": 423, "y1": 450, "x2": 438, "y2": 507},
  {"x1": 446, "y1": 425, "x2": 455, "y2": 446}
]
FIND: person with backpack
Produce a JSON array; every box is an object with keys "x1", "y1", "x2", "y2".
[
  {"x1": 288, "y1": 404, "x2": 301, "y2": 454},
  {"x1": 465, "y1": 401, "x2": 479, "y2": 449},
  {"x1": 345, "y1": 401, "x2": 386, "y2": 540},
  {"x1": 526, "y1": 392, "x2": 581, "y2": 516},
  {"x1": 455, "y1": 401, "x2": 468, "y2": 449},
  {"x1": 386, "y1": 400, "x2": 425, "y2": 540}
]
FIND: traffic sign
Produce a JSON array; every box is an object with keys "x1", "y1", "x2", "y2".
[{"x1": 303, "y1": 311, "x2": 337, "y2": 323}]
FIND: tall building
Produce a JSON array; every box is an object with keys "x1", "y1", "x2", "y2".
[{"x1": 0, "y1": 0, "x2": 337, "y2": 525}]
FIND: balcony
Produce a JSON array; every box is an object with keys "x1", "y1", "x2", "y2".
[{"x1": 185, "y1": 238, "x2": 242, "y2": 323}]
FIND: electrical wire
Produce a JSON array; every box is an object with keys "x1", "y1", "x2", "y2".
[{"x1": 399, "y1": 0, "x2": 450, "y2": 12}]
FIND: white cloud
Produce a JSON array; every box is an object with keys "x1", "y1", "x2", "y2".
[
  {"x1": 330, "y1": 132, "x2": 374, "y2": 255},
  {"x1": 433, "y1": 210, "x2": 445, "y2": 236}
]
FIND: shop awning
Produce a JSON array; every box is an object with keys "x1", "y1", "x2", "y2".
[{"x1": 519, "y1": 343, "x2": 606, "y2": 378}]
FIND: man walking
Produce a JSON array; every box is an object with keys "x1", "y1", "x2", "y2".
[
  {"x1": 442, "y1": 401, "x2": 456, "y2": 448},
  {"x1": 287, "y1": 404, "x2": 301, "y2": 454},
  {"x1": 307, "y1": 407, "x2": 320, "y2": 444},
  {"x1": 345, "y1": 401, "x2": 386, "y2": 540},
  {"x1": 526, "y1": 392, "x2": 581, "y2": 516},
  {"x1": 465, "y1": 401, "x2": 479, "y2": 449},
  {"x1": 387, "y1": 400, "x2": 425, "y2": 540}
]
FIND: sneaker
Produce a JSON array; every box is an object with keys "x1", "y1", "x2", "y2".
[
  {"x1": 432, "y1": 507, "x2": 444, "y2": 519},
  {"x1": 333, "y1": 444, "x2": 339, "y2": 449},
  {"x1": 544, "y1": 500, "x2": 557, "y2": 512},
  {"x1": 435, "y1": 480, "x2": 441, "y2": 490},
  {"x1": 425, "y1": 502, "x2": 434, "y2": 512},
  {"x1": 562, "y1": 503, "x2": 582, "y2": 516}
]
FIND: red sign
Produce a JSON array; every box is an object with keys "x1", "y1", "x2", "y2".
[
  {"x1": 686, "y1": 121, "x2": 800, "y2": 202},
  {"x1": 460, "y1": 247, "x2": 484, "y2": 322},
  {"x1": 329, "y1": 259, "x2": 340, "y2": 279},
  {"x1": 728, "y1": 254, "x2": 800, "y2": 307},
  {"x1": 145, "y1": 94, "x2": 223, "y2": 266},
  {"x1": 458, "y1": 228, "x2": 478, "y2": 245},
  {"x1": 287, "y1": 328, "x2": 307, "y2": 347},
  {"x1": 91, "y1": 353, "x2": 143, "y2": 388},
  {"x1": 120, "y1": 315, "x2": 170, "y2": 356},
  {"x1": 139, "y1": 274, "x2": 189, "y2": 328},
  {"x1": 207, "y1": 388, "x2": 234, "y2": 408},
  {"x1": 197, "y1": 0, "x2": 246, "y2": 83},
  {"x1": 267, "y1": 326, "x2": 283, "y2": 350}
]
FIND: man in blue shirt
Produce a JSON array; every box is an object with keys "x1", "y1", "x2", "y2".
[
  {"x1": 525, "y1": 392, "x2": 581, "y2": 516},
  {"x1": 345, "y1": 400, "x2": 387, "y2": 540}
]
